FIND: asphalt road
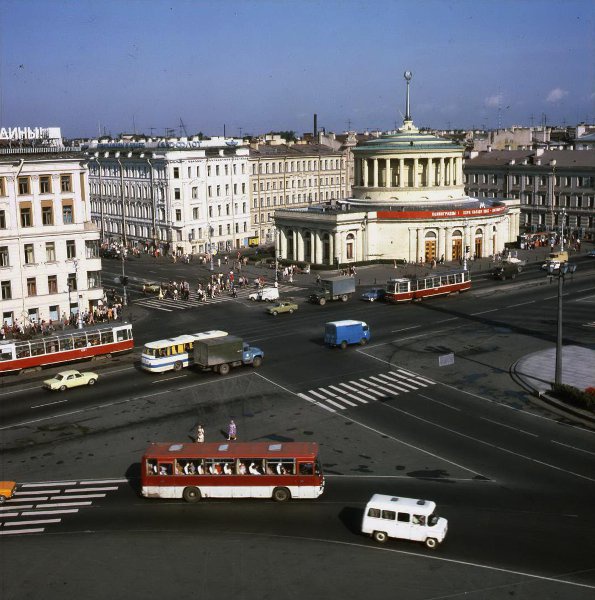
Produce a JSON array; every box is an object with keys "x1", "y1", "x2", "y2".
[{"x1": 1, "y1": 257, "x2": 594, "y2": 599}]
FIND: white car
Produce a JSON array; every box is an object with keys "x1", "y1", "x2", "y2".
[
  {"x1": 43, "y1": 369, "x2": 99, "y2": 391},
  {"x1": 249, "y1": 287, "x2": 279, "y2": 302}
]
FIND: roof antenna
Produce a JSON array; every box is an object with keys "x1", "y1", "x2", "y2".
[{"x1": 404, "y1": 71, "x2": 413, "y2": 121}]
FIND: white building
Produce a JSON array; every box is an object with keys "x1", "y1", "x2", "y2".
[
  {"x1": 274, "y1": 73, "x2": 521, "y2": 266},
  {"x1": 0, "y1": 142, "x2": 103, "y2": 327},
  {"x1": 87, "y1": 137, "x2": 250, "y2": 256}
]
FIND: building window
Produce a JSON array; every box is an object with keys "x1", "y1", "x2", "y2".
[
  {"x1": 39, "y1": 175, "x2": 52, "y2": 194},
  {"x1": 48, "y1": 275, "x2": 58, "y2": 294},
  {"x1": 0, "y1": 210, "x2": 5, "y2": 229},
  {"x1": 27, "y1": 277, "x2": 37, "y2": 296},
  {"x1": 67, "y1": 273, "x2": 77, "y2": 292},
  {"x1": 173, "y1": 167, "x2": 180, "y2": 179},
  {"x1": 192, "y1": 207, "x2": 199, "y2": 219},
  {"x1": 174, "y1": 188, "x2": 181, "y2": 200},
  {"x1": 0, "y1": 178, "x2": 5, "y2": 196},
  {"x1": 24, "y1": 243, "x2": 35, "y2": 264},
  {"x1": 66, "y1": 240, "x2": 76, "y2": 259},
  {"x1": 62, "y1": 203, "x2": 73, "y2": 223},
  {"x1": 60, "y1": 175, "x2": 72, "y2": 192},
  {"x1": 85, "y1": 240, "x2": 99, "y2": 259},
  {"x1": 0, "y1": 246, "x2": 9, "y2": 267},
  {"x1": 175, "y1": 209, "x2": 182, "y2": 221},
  {"x1": 46, "y1": 242, "x2": 56, "y2": 262},
  {"x1": 20, "y1": 206, "x2": 32, "y2": 227},
  {"x1": 1, "y1": 280, "x2": 11, "y2": 300},
  {"x1": 208, "y1": 186, "x2": 212, "y2": 197},
  {"x1": 87, "y1": 271, "x2": 101, "y2": 289},
  {"x1": 18, "y1": 177, "x2": 30, "y2": 195},
  {"x1": 42, "y1": 205, "x2": 54, "y2": 225},
  {"x1": 192, "y1": 187, "x2": 198, "y2": 199}
]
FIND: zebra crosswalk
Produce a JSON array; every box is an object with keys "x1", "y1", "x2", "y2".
[
  {"x1": 134, "y1": 284, "x2": 304, "y2": 312},
  {"x1": 0, "y1": 479, "x2": 125, "y2": 536},
  {"x1": 298, "y1": 368, "x2": 434, "y2": 412}
]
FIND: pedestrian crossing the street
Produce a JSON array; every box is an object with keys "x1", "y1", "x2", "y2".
[
  {"x1": 0, "y1": 479, "x2": 125, "y2": 536},
  {"x1": 134, "y1": 284, "x2": 304, "y2": 312},
  {"x1": 298, "y1": 369, "x2": 434, "y2": 412}
]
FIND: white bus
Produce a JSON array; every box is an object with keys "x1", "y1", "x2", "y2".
[{"x1": 140, "y1": 330, "x2": 228, "y2": 373}]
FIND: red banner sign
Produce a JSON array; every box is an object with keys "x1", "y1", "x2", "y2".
[{"x1": 377, "y1": 205, "x2": 507, "y2": 220}]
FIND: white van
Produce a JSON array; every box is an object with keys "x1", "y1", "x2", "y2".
[
  {"x1": 249, "y1": 287, "x2": 279, "y2": 302},
  {"x1": 362, "y1": 494, "x2": 448, "y2": 549}
]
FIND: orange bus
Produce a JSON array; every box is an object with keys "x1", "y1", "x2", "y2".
[{"x1": 141, "y1": 441, "x2": 324, "y2": 503}]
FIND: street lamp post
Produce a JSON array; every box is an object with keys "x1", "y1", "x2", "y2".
[
  {"x1": 73, "y1": 258, "x2": 83, "y2": 329},
  {"x1": 548, "y1": 261, "x2": 576, "y2": 386}
]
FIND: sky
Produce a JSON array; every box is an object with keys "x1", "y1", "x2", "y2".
[{"x1": 0, "y1": 0, "x2": 593, "y2": 138}]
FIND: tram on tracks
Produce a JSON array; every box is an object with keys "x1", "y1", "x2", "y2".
[{"x1": 385, "y1": 270, "x2": 471, "y2": 303}]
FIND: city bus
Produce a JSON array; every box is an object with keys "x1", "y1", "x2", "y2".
[
  {"x1": 141, "y1": 441, "x2": 324, "y2": 502},
  {"x1": 0, "y1": 323, "x2": 134, "y2": 374},
  {"x1": 385, "y1": 270, "x2": 471, "y2": 303},
  {"x1": 140, "y1": 330, "x2": 228, "y2": 373}
]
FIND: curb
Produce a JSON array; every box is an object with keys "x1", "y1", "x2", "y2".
[{"x1": 510, "y1": 359, "x2": 595, "y2": 429}]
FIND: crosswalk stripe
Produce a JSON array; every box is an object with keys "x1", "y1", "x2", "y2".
[
  {"x1": 320, "y1": 387, "x2": 357, "y2": 407},
  {"x1": 331, "y1": 384, "x2": 368, "y2": 404},
  {"x1": 0, "y1": 505, "x2": 33, "y2": 511},
  {"x1": 307, "y1": 390, "x2": 328, "y2": 400},
  {"x1": 22, "y1": 509, "x2": 79, "y2": 516},
  {"x1": 0, "y1": 528, "x2": 44, "y2": 535},
  {"x1": 15, "y1": 489, "x2": 60, "y2": 495},
  {"x1": 370, "y1": 375, "x2": 410, "y2": 392},
  {"x1": 50, "y1": 494, "x2": 106, "y2": 500},
  {"x1": 4, "y1": 519, "x2": 61, "y2": 526},
  {"x1": 389, "y1": 370, "x2": 427, "y2": 388},
  {"x1": 376, "y1": 373, "x2": 418, "y2": 390},
  {"x1": 359, "y1": 378, "x2": 396, "y2": 395},
  {"x1": 7, "y1": 497, "x2": 48, "y2": 503},
  {"x1": 349, "y1": 380, "x2": 385, "y2": 397},
  {"x1": 297, "y1": 392, "x2": 336, "y2": 413},
  {"x1": 392, "y1": 369, "x2": 434, "y2": 385},
  {"x1": 42, "y1": 502, "x2": 92, "y2": 508},
  {"x1": 322, "y1": 398, "x2": 347, "y2": 410},
  {"x1": 346, "y1": 382, "x2": 378, "y2": 400}
]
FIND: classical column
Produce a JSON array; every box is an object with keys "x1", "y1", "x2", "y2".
[
  {"x1": 362, "y1": 159, "x2": 368, "y2": 187},
  {"x1": 314, "y1": 230, "x2": 322, "y2": 265},
  {"x1": 353, "y1": 159, "x2": 360, "y2": 187},
  {"x1": 385, "y1": 158, "x2": 391, "y2": 187},
  {"x1": 328, "y1": 232, "x2": 334, "y2": 266},
  {"x1": 413, "y1": 158, "x2": 419, "y2": 188},
  {"x1": 399, "y1": 158, "x2": 405, "y2": 187},
  {"x1": 373, "y1": 159, "x2": 379, "y2": 188},
  {"x1": 416, "y1": 227, "x2": 423, "y2": 263},
  {"x1": 438, "y1": 226, "x2": 446, "y2": 260},
  {"x1": 439, "y1": 158, "x2": 445, "y2": 186},
  {"x1": 427, "y1": 158, "x2": 434, "y2": 187},
  {"x1": 296, "y1": 229, "x2": 305, "y2": 262},
  {"x1": 292, "y1": 230, "x2": 297, "y2": 261},
  {"x1": 409, "y1": 228, "x2": 417, "y2": 262},
  {"x1": 445, "y1": 227, "x2": 452, "y2": 261},
  {"x1": 279, "y1": 228, "x2": 287, "y2": 259}
]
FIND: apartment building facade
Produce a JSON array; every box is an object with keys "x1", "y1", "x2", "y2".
[
  {"x1": 464, "y1": 148, "x2": 595, "y2": 239},
  {"x1": 0, "y1": 145, "x2": 102, "y2": 327}
]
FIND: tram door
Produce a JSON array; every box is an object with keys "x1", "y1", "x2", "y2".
[
  {"x1": 424, "y1": 239, "x2": 436, "y2": 262},
  {"x1": 452, "y1": 239, "x2": 462, "y2": 260}
]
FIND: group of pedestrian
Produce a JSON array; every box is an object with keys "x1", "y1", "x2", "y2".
[{"x1": 195, "y1": 419, "x2": 236, "y2": 443}]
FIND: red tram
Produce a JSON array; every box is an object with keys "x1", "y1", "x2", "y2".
[
  {"x1": 0, "y1": 323, "x2": 134, "y2": 374},
  {"x1": 385, "y1": 270, "x2": 471, "y2": 303}
]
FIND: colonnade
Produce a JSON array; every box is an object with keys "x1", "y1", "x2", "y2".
[{"x1": 354, "y1": 155, "x2": 463, "y2": 188}]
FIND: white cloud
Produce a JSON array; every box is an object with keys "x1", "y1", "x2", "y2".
[
  {"x1": 484, "y1": 94, "x2": 503, "y2": 108},
  {"x1": 546, "y1": 88, "x2": 569, "y2": 103}
]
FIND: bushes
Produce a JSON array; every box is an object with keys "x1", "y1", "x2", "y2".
[{"x1": 551, "y1": 384, "x2": 595, "y2": 412}]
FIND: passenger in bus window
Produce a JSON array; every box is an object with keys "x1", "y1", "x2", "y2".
[
  {"x1": 238, "y1": 462, "x2": 247, "y2": 475},
  {"x1": 148, "y1": 460, "x2": 158, "y2": 475},
  {"x1": 196, "y1": 462, "x2": 204, "y2": 475},
  {"x1": 299, "y1": 462, "x2": 314, "y2": 475},
  {"x1": 223, "y1": 462, "x2": 233, "y2": 475},
  {"x1": 249, "y1": 462, "x2": 261, "y2": 475},
  {"x1": 175, "y1": 462, "x2": 183, "y2": 475},
  {"x1": 159, "y1": 463, "x2": 172, "y2": 476}
]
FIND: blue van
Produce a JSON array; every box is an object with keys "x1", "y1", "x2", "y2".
[{"x1": 324, "y1": 320, "x2": 370, "y2": 349}]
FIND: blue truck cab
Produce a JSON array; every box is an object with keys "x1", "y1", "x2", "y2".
[{"x1": 324, "y1": 320, "x2": 370, "y2": 349}]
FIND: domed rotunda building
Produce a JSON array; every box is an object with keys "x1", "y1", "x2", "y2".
[{"x1": 273, "y1": 73, "x2": 520, "y2": 266}]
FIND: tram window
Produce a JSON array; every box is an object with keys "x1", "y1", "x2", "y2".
[
  {"x1": 73, "y1": 333, "x2": 87, "y2": 348},
  {"x1": 298, "y1": 462, "x2": 314, "y2": 475},
  {"x1": 45, "y1": 337, "x2": 59, "y2": 353},
  {"x1": 116, "y1": 328, "x2": 130, "y2": 342},
  {"x1": 0, "y1": 347, "x2": 15, "y2": 361},
  {"x1": 60, "y1": 336, "x2": 73, "y2": 351},
  {"x1": 398, "y1": 282, "x2": 409, "y2": 293},
  {"x1": 15, "y1": 342, "x2": 31, "y2": 358},
  {"x1": 30, "y1": 341, "x2": 45, "y2": 356},
  {"x1": 87, "y1": 333, "x2": 100, "y2": 346},
  {"x1": 101, "y1": 330, "x2": 115, "y2": 344}
]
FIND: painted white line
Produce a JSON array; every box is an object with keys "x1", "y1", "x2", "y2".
[
  {"x1": 346, "y1": 382, "x2": 378, "y2": 400},
  {"x1": 8, "y1": 497, "x2": 49, "y2": 502},
  {"x1": 551, "y1": 440, "x2": 595, "y2": 456},
  {"x1": 369, "y1": 375, "x2": 409, "y2": 393},
  {"x1": 393, "y1": 369, "x2": 435, "y2": 386},
  {"x1": 418, "y1": 394, "x2": 461, "y2": 411},
  {"x1": 152, "y1": 375, "x2": 187, "y2": 384},
  {"x1": 377, "y1": 372, "x2": 418, "y2": 390},
  {"x1": 480, "y1": 417, "x2": 539, "y2": 438},
  {"x1": 297, "y1": 392, "x2": 335, "y2": 413},
  {"x1": 507, "y1": 300, "x2": 536, "y2": 308},
  {"x1": 0, "y1": 528, "x2": 44, "y2": 535},
  {"x1": 21, "y1": 481, "x2": 77, "y2": 487},
  {"x1": 15, "y1": 489, "x2": 60, "y2": 495},
  {"x1": 319, "y1": 387, "x2": 357, "y2": 407},
  {"x1": 471, "y1": 308, "x2": 499, "y2": 315},
  {"x1": 79, "y1": 479, "x2": 128, "y2": 485},
  {"x1": 4, "y1": 519, "x2": 61, "y2": 526},
  {"x1": 350, "y1": 380, "x2": 385, "y2": 397},
  {"x1": 0, "y1": 512, "x2": 20, "y2": 517},
  {"x1": 0, "y1": 505, "x2": 33, "y2": 511},
  {"x1": 30, "y1": 399, "x2": 68, "y2": 409},
  {"x1": 41, "y1": 502, "x2": 92, "y2": 508},
  {"x1": 390, "y1": 325, "x2": 420, "y2": 333},
  {"x1": 360, "y1": 378, "x2": 398, "y2": 395},
  {"x1": 307, "y1": 390, "x2": 328, "y2": 400},
  {"x1": 65, "y1": 487, "x2": 118, "y2": 493},
  {"x1": 436, "y1": 317, "x2": 459, "y2": 323},
  {"x1": 22, "y1": 509, "x2": 79, "y2": 516},
  {"x1": 327, "y1": 385, "x2": 360, "y2": 406},
  {"x1": 322, "y1": 397, "x2": 347, "y2": 410},
  {"x1": 332, "y1": 384, "x2": 368, "y2": 404},
  {"x1": 372, "y1": 374, "x2": 412, "y2": 392},
  {"x1": 50, "y1": 494, "x2": 106, "y2": 500},
  {"x1": 390, "y1": 370, "x2": 429, "y2": 388}
]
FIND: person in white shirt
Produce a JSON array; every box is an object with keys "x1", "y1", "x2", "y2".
[{"x1": 249, "y1": 462, "x2": 261, "y2": 475}]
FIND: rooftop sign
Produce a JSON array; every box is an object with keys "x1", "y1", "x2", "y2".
[
  {"x1": 0, "y1": 127, "x2": 62, "y2": 141},
  {"x1": 377, "y1": 205, "x2": 507, "y2": 220}
]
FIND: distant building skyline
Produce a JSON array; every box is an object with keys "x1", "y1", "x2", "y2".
[{"x1": 1, "y1": 0, "x2": 593, "y2": 138}]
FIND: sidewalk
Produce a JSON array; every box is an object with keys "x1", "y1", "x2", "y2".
[{"x1": 513, "y1": 346, "x2": 595, "y2": 426}]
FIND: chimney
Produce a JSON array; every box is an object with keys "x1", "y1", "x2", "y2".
[{"x1": 314, "y1": 114, "x2": 318, "y2": 137}]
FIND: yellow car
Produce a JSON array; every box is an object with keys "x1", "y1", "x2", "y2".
[
  {"x1": 0, "y1": 481, "x2": 17, "y2": 504},
  {"x1": 43, "y1": 369, "x2": 99, "y2": 391}
]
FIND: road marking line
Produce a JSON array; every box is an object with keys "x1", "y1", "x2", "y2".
[
  {"x1": 65, "y1": 487, "x2": 118, "y2": 492},
  {"x1": 15, "y1": 489, "x2": 60, "y2": 495},
  {"x1": 0, "y1": 528, "x2": 44, "y2": 535},
  {"x1": 369, "y1": 375, "x2": 408, "y2": 393},
  {"x1": 377, "y1": 372, "x2": 418, "y2": 390},
  {"x1": 22, "y1": 509, "x2": 79, "y2": 516},
  {"x1": 349, "y1": 380, "x2": 385, "y2": 397},
  {"x1": 21, "y1": 481, "x2": 77, "y2": 487},
  {"x1": 345, "y1": 382, "x2": 377, "y2": 400},
  {"x1": 390, "y1": 325, "x2": 420, "y2": 333},
  {"x1": 390, "y1": 371, "x2": 429, "y2": 388},
  {"x1": 0, "y1": 505, "x2": 33, "y2": 511},
  {"x1": 471, "y1": 308, "x2": 499, "y2": 315},
  {"x1": 297, "y1": 392, "x2": 335, "y2": 413},
  {"x1": 480, "y1": 417, "x2": 539, "y2": 437},
  {"x1": 321, "y1": 397, "x2": 347, "y2": 410},
  {"x1": 372, "y1": 374, "x2": 412, "y2": 392},
  {"x1": 4, "y1": 519, "x2": 61, "y2": 526},
  {"x1": 436, "y1": 317, "x2": 459, "y2": 323},
  {"x1": 307, "y1": 389, "x2": 328, "y2": 400},
  {"x1": 551, "y1": 440, "x2": 595, "y2": 456},
  {"x1": 507, "y1": 300, "x2": 536, "y2": 308},
  {"x1": 319, "y1": 386, "x2": 357, "y2": 407},
  {"x1": 80, "y1": 479, "x2": 128, "y2": 484},
  {"x1": 50, "y1": 494, "x2": 106, "y2": 500},
  {"x1": 333, "y1": 384, "x2": 369, "y2": 404},
  {"x1": 418, "y1": 394, "x2": 461, "y2": 411},
  {"x1": 393, "y1": 369, "x2": 435, "y2": 386},
  {"x1": 8, "y1": 497, "x2": 48, "y2": 502},
  {"x1": 360, "y1": 378, "x2": 397, "y2": 395},
  {"x1": 152, "y1": 375, "x2": 187, "y2": 384},
  {"x1": 41, "y1": 502, "x2": 92, "y2": 508},
  {"x1": 0, "y1": 512, "x2": 19, "y2": 517},
  {"x1": 30, "y1": 399, "x2": 68, "y2": 409}
]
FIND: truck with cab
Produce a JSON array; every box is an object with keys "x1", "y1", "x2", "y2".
[
  {"x1": 362, "y1": 493, "x2": 448, "y2": 549},
  {"x1": 309, "y1": 276, "x2": 355, "y2": 305},
  {"x1": 193, "y1": 336, "x2": 264, "y2": 376},
  {"x1": 324, "y1": 320, "x2": 370, "y2": 349}
]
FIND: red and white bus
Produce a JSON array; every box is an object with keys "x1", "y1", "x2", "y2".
[
  {"x1": 385, "y1": 270, "x2": 471, "y2": 303},
  {"x1": 141, "y1": 441, "x2": 325, "y2": 503},
  {"x1": 0, "y1": 323, "x2": 134, "y2": 374}
]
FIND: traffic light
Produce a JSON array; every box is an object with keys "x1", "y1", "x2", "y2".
[
  {"x1": 465, "y1": 246, "x2": 470, "y2": 254},
  {"x1": 121, "y1": 276, "x2": 129, "y2": 286}
]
